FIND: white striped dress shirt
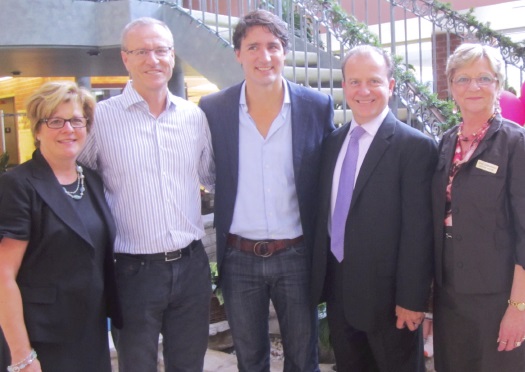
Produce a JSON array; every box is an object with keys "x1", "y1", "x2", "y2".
[{"x1": 79, "y1": 81, "x2": 215, "y2": 254}]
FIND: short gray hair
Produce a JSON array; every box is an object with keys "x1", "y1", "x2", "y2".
[{"x1": 121, "y1": 17, "x2": 174, "y2": 50}]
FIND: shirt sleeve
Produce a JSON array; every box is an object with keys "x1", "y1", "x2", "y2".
[{"x1": 0, "y1": 174, "x2": 32, "y2": 241}]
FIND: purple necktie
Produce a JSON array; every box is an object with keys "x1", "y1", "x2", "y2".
[{"x1": 331, "y1": 126, "x2": 365, "y2": 262}]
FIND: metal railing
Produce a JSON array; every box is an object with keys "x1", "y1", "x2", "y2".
[{"x1": 78, "y1": 0, "x2": 525, "y2": 136}]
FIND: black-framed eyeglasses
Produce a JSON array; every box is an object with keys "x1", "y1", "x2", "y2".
[
  {"x1": 123, "y1": 47, "x2": 173, "y2": 58},
  {"x1": 41, "y1": 117, "x2": 88, "y2": 129},
  {"x1": 452, "y1": 75, "x2": 498, "y2": 87}
]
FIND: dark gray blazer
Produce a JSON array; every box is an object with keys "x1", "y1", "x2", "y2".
[
  {"x1": 432, "y1": 115, "x2": 525, "y2": 293},
  {"x1": 199, "y1": 80, "x2": 334, "y2": 274},
  {"x1": 310, "y1": 111, "x2": 438, "y2": 332}
]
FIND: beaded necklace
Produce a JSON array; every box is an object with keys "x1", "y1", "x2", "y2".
[{"x1": 63, "y1": 164, "x2": 85, "y2": 200}]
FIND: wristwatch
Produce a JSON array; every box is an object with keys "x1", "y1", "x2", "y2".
[{"x1": 508, "y1": 299, "x2": 525, "y2": 311}]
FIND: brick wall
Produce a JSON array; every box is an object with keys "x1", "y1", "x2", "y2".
[{"x1": 433, "y1": 33, "x2": 462, "y2": 100}]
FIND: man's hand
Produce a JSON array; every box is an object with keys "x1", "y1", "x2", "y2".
[{"x1": 395, "y1": 305, "x2": 424, "y2": 331}]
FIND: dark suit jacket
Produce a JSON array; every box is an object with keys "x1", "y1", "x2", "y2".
[
  {"x1": 311, "y1": 111, "x2": 438, "y2": 332},
  {"x1": 0, "y1": 150, "x2": 122, "y2": 344},
  {"x1": 199, "y1": 80, "x2": 334, "y2": 273},
  {"x1": 432, "y1": 115, "x2": 525, "y2": 293}
]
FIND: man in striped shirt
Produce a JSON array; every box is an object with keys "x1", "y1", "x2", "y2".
[{"x1": 79, "y1": 17, "x2": 215, "y2": 372}]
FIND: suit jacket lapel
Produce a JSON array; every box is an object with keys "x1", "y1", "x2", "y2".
[
  {"x1": 224, "y1": 84, "x2": 242, "y2": 189},
  {"x1": 289, "y1": 82, "x2": 307, "y2": 185},
  {"x1": 440, "y1": 128, "x2": 457, "y2": 176},
  {"x1": 351, "y1": 112, "x2": 395, "y2": 207},
  {"x1": 28, "y1": 151, "x2": 94, "y2": 248}
]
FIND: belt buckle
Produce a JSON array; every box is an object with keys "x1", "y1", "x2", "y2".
[
  {"x1": 253, "y1": 241, "x2": 272, "y2": 257},
  {"x1": 165, "y1": 250, "x2": 182, "y2": 262}
]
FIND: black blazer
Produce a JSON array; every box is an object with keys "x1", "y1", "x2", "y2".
[
  {"x1": 0, "y1": 150, "x2": 122, "y2": 343},
  {"x1": 311, "y1": 111, "x2": 438, "y2": 332},
  {"x1": 199, "y1": 80, "x2": 334, "y2": 273},
  {"x1": 432, "y1": 115, "x2": 525, "y2": 293}
]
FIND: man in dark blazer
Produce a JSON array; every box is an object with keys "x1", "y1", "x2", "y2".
[
  {"x1": 310, "y1": 45, "x2": 438, "y2": 371},
  {"x1": 199, "y1": 10, "x2": 334, "y2": 372}
]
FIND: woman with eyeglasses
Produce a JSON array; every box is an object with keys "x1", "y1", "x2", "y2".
[
  {"x1": 432, "y1": 43, "x2": 525, "y2": 371},
  {"x1": 0, "y1": 81, "x2": 122, "y2": 372}
]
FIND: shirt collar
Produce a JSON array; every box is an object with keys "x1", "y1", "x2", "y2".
[
  {"x1": 122, "y1": 81, "x2": 176, "y2": 110},
  {"x1": 239, "y1": 78, "x2": 290, "y2": 114}
]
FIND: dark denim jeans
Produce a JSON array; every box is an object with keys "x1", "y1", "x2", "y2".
[
  {"x1": 221, "y1": 241, "x2": 319, "y2": 372},
  {"x1": 112, "y1": 241, "x2": 211, "y2": 372}
]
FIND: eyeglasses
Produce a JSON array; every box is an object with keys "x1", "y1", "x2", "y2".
[
  {"x1": 123, "y1": 47, "x2": 173, "y2": 59},
  {"x1": 452, "y1": 75, "x2": 498, "y2": 87},
  {"x1": 41, "y1": 117, "x2": 88, "y2": 129}
]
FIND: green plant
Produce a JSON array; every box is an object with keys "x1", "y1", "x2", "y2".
[
  {"x1": 209, "y1": 261, "x2": 224, "y2": 305},
  {"x1": 317, "y1": 302, "x2": 330, "y2": 348},
  {"x1": 0, "y1": 152, "x2": 8, "y2": 173}
]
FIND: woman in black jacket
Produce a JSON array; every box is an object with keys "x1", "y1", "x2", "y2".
[{"x1": 0, "y1": 81, "x2": 121, "y2": 372}]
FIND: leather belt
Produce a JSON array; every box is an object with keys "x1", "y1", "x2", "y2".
[
  {"x1": 226, "y1": 234, "x2": 303, "y2": 257},
  {"x1": 115, "y1": 240, "x2": 200, "y2": 262}
]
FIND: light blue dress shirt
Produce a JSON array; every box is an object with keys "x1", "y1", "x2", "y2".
[{"x1": 229, "y1": 80, "x2": 303, "y2": 240}]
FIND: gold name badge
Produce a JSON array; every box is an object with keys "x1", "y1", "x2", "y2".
[{"x1": 476, "y1": 159, "x2": 499, "y2": 174}]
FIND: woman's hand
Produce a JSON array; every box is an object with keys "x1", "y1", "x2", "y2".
[
  {"x1": 497, "y1": 305, "x2": 525, "y2": 351},
  {"x1": 498, "y1": 265, "x2": 525, "y2": 351}
]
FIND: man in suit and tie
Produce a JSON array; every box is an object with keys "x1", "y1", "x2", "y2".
[
  {"x1": 199, "y1": 9, "x2": 334, "y2": 372},
  {"x1": 310, "y1": 45, "x2": 438, "y2": 371}
]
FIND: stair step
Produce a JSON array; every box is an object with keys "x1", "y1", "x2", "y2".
[
  {"x1": 283, "y1": 66, "x2": 343, "y2": 84},
  {"x1": 319, "y1": 88, "x2": 344, "y2": 104},
  {"x1": 285, "y1": 51, "x2": 318, "y2": 67}
]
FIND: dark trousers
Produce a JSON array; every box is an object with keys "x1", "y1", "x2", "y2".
[
  {"x1": 221, "y1": 241, "x2": 319, "y2": 372},
  {"x1": 326, "y1": 253, "x2": 424, "y2": 372},
  {"x1": 112, "y1": 241, "x2": 211, "y2": 372}
]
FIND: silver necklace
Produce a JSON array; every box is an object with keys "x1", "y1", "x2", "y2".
[{"x1": 63, "y1": 164, "x2": 85, "y2": 200}]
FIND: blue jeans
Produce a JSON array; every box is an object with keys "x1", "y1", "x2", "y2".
[
  {"x1": 221, "y1": 241, "x2": 319, "y2": 372},
  {"x1": 112, "y1": 241, "x2": 211, "y2": 372}
]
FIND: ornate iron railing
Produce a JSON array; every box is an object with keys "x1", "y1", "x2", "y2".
[{"x1": 391, "y1": 0, "x2": 525, "y2": 73}]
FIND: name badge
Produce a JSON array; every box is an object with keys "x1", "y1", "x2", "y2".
[{"x1": 476, "y1": 159, "x2": 498, "y2": 174}]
